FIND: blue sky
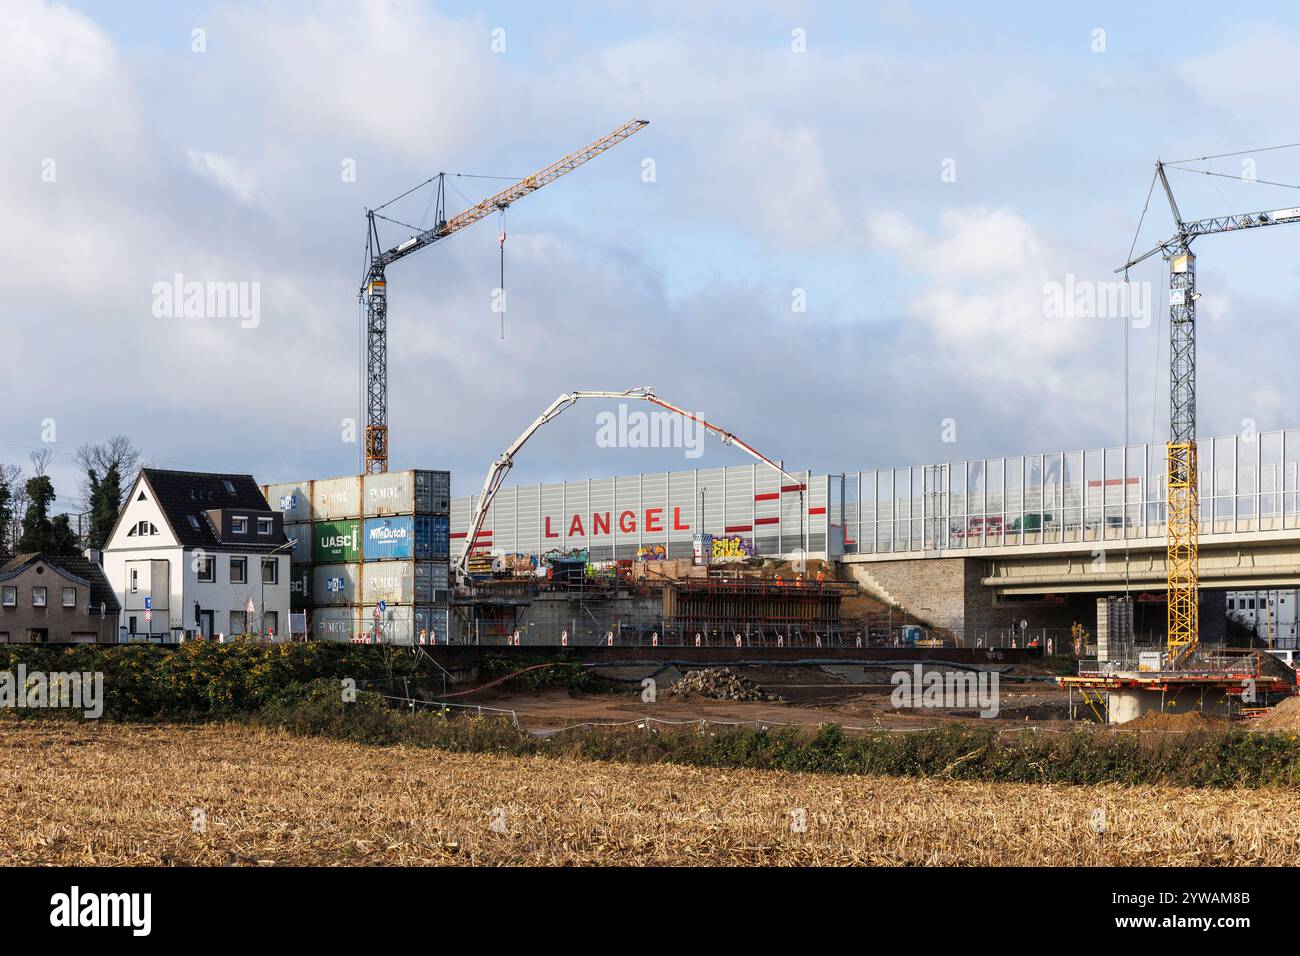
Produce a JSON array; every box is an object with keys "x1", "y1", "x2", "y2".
[{"x1": 6, "y1": 0, "x2": 1300, "y2": 511}]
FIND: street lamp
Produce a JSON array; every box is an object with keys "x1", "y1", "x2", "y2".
[{"x1": 260, "y1": 539, "x2": 296, "y2": 640}]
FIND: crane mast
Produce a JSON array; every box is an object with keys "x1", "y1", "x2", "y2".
[
  {"x1": 360, "y1": 119, "x2": 649, "y2": 474},
  {"x1": 1118, "y1": 158, "x2": 1300, "y2": 660}
]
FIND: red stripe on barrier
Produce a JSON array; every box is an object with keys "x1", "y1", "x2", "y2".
[
  {"x1": 754, "y1": 492, "x2": 779, "y2": 501},
  {"x1": 781, "y1": 483, "x2": 807, "y2": 493},
  {"x1": 754, "y1": 517, "x2": 780, "y2": 526},
  {"x1": 724, "y1": 525, "x2": 753, "y2": 533},
  {"x1": 807, "y1": 507, "x2": 826, "y2": 515}
]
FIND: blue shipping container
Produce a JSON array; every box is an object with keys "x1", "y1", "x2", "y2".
[{"x1": 363, "y1": 515, "x2": 450, "y2": 561}]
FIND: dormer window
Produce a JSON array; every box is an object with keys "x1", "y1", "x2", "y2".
[
  {"x1": 257, "y1": 517, "x2": 273, "y2": 535},
  {"x1": 232, "y1": 516, "x2": 248, "y2": 534}
]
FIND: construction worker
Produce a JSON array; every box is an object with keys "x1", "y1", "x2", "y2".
[
  {"x1": 795, "y1": 572, "x2": 804, "y2": 588},
  {"x1": 815, "y1": 568, "x2": 826, "y2": 586},
  {"x1": 775, "y1": 572, "x2": 784, "y2": 587}
]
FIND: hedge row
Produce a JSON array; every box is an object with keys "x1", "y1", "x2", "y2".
[
  {"x1": 258, "y1": 680, "x2": 1300, "y2": 789},
  {"x1": 0, "y1": 641, "x2": 419, "y2": 720}
]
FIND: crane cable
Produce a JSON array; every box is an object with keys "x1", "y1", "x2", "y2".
[{"x1": 498, "y1": 206, "x2": 506, "y2": 340}]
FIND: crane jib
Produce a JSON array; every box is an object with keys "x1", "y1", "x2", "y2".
[{"x1": 359, "y1": 119, "x2": 649, "y2": 475}]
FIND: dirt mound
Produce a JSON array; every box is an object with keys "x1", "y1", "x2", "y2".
[
  {"x1": 1251, "y1": 695, "x2": 1300, "y2": 732},
  {"x1": 1123, "y1": 710, "x2": 1229, "y2": 731},
  {"x1": 671, "y1": 668, "x2": 782, "y2": 702}
]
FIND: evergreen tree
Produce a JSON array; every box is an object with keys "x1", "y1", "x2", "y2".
[
  {"x1": 16, "y1": 475, "x2": 77, "y2": 555},
  {"x1": 0, "y1": 480, "x2": 11, "y2": 562},
  {"x1": 86, "y1": 463, "x2": 122, "y2": 550}
]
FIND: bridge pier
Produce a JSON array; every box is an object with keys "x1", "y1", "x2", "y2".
[{"x1": 843, "y1": 555, "x2": 1228, "y2": 644}]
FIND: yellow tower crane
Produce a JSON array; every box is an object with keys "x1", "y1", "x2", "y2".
[{"x1": 1118, "y1": 153, "x2": 1300, "y2": 661}]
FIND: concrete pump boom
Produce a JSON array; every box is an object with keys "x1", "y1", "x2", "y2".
[{"x1": 453, "y1": 387, "x2": 802, "y2": 584}]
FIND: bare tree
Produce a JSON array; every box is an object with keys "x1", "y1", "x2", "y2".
[
  {"x1": 28, "y1": 448, "x2": 51, "y2": 478},
  {"x1": 75, "y1": 435, "x2": 141, "y2": 511}
]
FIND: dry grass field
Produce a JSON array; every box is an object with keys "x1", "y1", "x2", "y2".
[{"x1": 3, "y1": 720, "x2": 1299, "y2": 866}]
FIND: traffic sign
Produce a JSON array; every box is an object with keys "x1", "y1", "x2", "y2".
[
  {"x1": 144, "y1": 597, "x2": 152, "y2": 610},
  {"x1": 378, "y1": 600, "x2": 387, "y2": 613},
  {"x1": 144, "y1": 610, "x2": 152, "y2": 623}
]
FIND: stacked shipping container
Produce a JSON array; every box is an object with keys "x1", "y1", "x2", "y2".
[{"x1": 262, "y1": 470, "x2": 451, "y2": 644}]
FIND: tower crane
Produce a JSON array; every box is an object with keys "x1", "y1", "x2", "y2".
[
  {"x1": 453, "y1": 387, "x2": 804, "y2": 584},
  {"x1": 359, "y1": 119, "x2": 649, "y2": 475},
  {"x1": 1117, "y1": 157, "x2": 1300, "y2": 660}
]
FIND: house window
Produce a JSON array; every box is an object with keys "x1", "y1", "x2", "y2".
[
  {"x1": 223, "y1": 480, "x2": 237, "y2": 495},
  {"x1": 262, "y1": 559, "x2": 278, "y2": 585},
  {"x1": 197, "y1": 556, "x2": 215, "y2": 583},
  {"x1": 62, "y1": 587, "x2": 76, "y2": 608},
  {"x1": 232, "y1": 516, "x2": 248, "y2": 534},
  {"x1": 128, "y1": 520, "x2": 159, "y2": 537},
  {"x1": 130, "y1": 568, "x2": 139, "y2": 593},
  {"x1": 263, "y1": 611, "x2": 278, "y2": 637},
  {"x1": 257, "y1": 517, "x2": 273, "y2": 535},
  {"x1": 32, "y1": 587, "x2": 47, "y2": 608},
  {"x1": 230, "y1": 610, "x2": 247, "y2": 635},
  {"x1": 230, "y1": 557, "x2": 247, "y2": 584},
  {"x1": 1, "y1": 587, "x2": 14, "y2": 607},
  {"x1": 188, "y1": 515, "x2": 201, "y2": 530}
]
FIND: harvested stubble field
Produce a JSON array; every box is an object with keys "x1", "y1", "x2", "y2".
[{"x1": 3, "y1": 721, "x2": 1300, "y2": 866}]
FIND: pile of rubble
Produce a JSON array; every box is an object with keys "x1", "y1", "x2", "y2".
[{"x1": 670, "y1": 668, "x2": 781, "y2": 702}]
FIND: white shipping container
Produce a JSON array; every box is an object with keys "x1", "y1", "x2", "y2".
[
  {"x1": 361, "y1": 560, "x2": 449, "y2": 605},
  {"x1": 312, "y1": 476, "x2": 363, "y2": 521},
  {"x1": 312, "y1": 605, "x2": 449, "y2": 645},
  {"x1": 312, "y1": 607, "x2": 365, "y2": 643},
  {"x1": 312, "y1": 563, "x2": 362, "y2": 606},
  {"x1": 264, "y1": 482, "x2": 313, "y2": 522},
  {"x1": 366, "y1": 604, "x2": 449, "y2": 645},
  {"x1": 364, "y1": 469, "x2": 452, "y2": 517}
]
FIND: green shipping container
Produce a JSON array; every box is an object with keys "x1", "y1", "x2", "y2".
[
  {"x1": 314, "y1": 519, "x2": 361, "y2": 563},
  {"x1": 290, "y1": 563, "x2": 311, "y2": 610}
]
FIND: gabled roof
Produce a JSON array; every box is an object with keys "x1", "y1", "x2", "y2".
[
  {"x1": 0, "y1": 553, "x2": 121, "y2": 613},
  {"x1": 120, "y1": 469, "x2": 287, "y2": 552}
]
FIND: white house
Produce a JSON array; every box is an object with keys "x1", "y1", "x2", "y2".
[{"x1": 102, "y1": 469, "x2": 292, "y2": 642}]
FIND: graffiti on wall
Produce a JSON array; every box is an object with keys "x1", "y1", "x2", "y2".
[{"x1": 711, "y1": 535, "x2": 755, "y2": 561}]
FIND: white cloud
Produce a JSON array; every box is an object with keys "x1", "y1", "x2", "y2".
[{"x1": 187, "y1": 149, "x2": 258, "y2": 205}]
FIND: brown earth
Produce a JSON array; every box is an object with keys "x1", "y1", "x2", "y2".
[{"x1": 1252, "y1": 696, "x2": 1300, "y2": 732}]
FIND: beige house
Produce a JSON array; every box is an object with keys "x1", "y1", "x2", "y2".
[{"x1": 0, "y1": 552, "x2": 121, "y2": 643}]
